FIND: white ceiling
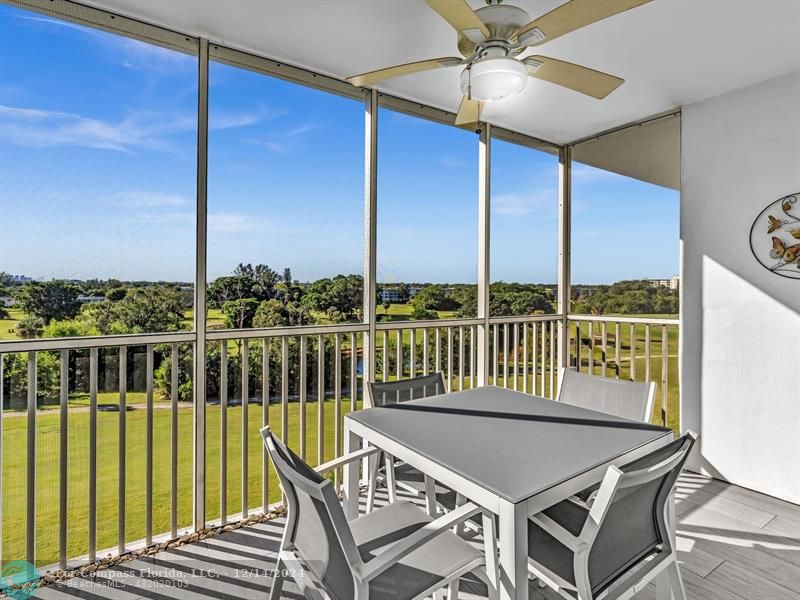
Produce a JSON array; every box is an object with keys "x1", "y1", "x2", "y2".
[{"x1": 84, "y1": 0, "x2": 800, "y2": 144}]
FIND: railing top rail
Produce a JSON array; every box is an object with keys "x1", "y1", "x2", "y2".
[
  {"x1": 568, "y1": 314, "x2": 679, "y2": 326},
  {"x1": 0, "y1": 331, "x2": 195, "y2": 353},
  {"x1": 375, "y1": 317, "x2": 482, "y2": 331}
]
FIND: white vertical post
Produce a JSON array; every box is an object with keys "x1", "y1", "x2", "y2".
[
  {"x1": 477, "y1": 123, "x2": 491, "y2": 386},
  {"x1": 193, "y1": 37, "x2": 209, "y2": 531},
  {"x1": 557, "y1": 145, "x2": 572, "y2": 373},
  {"x1": 363, "y1": 88, "x2": 379, "y2": 384}
]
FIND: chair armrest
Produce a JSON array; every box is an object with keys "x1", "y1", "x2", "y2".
[
  {"x1": 357, "y1": 501, "x2": 485, "y2": 582},
  {"x1": 314, "y1": 446, "x2": 380, "y2": 475},
  {"x1": 530, "y1": 512, "x2": 587, "y2": 553}
]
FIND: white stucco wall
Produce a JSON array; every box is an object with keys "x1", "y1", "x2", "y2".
[{"x1": 681, "y1": 70, "x2": 800, "y2": 504}]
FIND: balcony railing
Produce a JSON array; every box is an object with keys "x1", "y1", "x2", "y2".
[{"x1": 0, "y1": 313, "x2": 676, "y2": 577}]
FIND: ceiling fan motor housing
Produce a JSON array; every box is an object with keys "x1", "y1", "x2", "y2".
[{"x1": 457, "y1": 3, "x2": 531, "y2": 57}]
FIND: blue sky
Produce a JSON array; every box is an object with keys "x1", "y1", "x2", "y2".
[{"x1": 0, "y1": 4, "x2": 679, "y2": 286}]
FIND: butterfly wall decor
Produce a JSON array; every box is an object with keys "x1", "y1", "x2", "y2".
[{"x1": 749, "y1": 193, "x2": 800, "y2": 279}]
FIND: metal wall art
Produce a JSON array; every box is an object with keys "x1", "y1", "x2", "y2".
[{"x1": 749, "y1": 193, "x2": 800, "y2": 279}]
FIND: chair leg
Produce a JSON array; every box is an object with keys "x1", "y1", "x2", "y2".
[
  {"x1": 447, "y1": 577, "x2": 460, "y2": 600},
  {"x1": 424, "y1": 475, "x2": 437, "y2": 516},
  {"x1": 268, "y1": 555, "x2": 286, "y2": 600},
  {"x1": 366, "y1": 451, "x2": 380, "y2": 513},
  {"x1": 385, "y1": 454, "x2": 398, "y2": 503},
  {"x1": 454, "y1": 493, "x2": 466, "y2": 535},
  {"x1": 657, "y1": 558, "x2": 687, "y2": 600}
]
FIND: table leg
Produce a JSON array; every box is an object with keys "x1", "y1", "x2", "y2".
[
  {"x1": 343, "y1": 420, "x2": 361, "y2": 521},
  {"x1": 498, "y1": 500, "x2": 529, "y2": 600}
]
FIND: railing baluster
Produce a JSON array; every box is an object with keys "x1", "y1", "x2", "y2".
[
  {"x1": 645, "y1": 325, "x2": 652, "y2": 382},
  {"x1": 549, "y1": 321, "x2": 556, "y2": 398},
  {"x1": 334, "y1": 334, "x2": 342, "y2": 488},
  {"x1": 118, "y1": 346, "x2": 127, "y2": 552},
  {"x1": 492, "y1": 323, "x2": 498, "y2": 385},
  {"x1": 146, "y1": 344, "x2": 154, "y2": 545},
  {"x1": 26, "y1": 351, "x2": 37, "y2": 566},
  {"x1": 588, "y1": 321, "x2": 594, "y2": 375},
  {"x1": 458, "y1": 326, "x2": 465, "y2": 391},
  {"x1": 601, "y1": 321, "x2": 608, "y2": 377},
  {"x1": 522, "y1": 323, "x2": 528, "y2": 393},
  {"x1": 350, "y1": 332, "x2": 357, "y2": 413},
  {"x1": 531, "y1": 323, "x2": 538, "y2": 392},
  {"x1": 423, "y1": 329, "x2": 430, "y2": 376},
  {"x1": 88, "y1": 348, "x2": 97, "y2": 563},
  {"x1": 435, "y1": 327, "x2": 442, "y2": 374},
  {"x1": 262, "y1": 338, "x2": 270, "y2": 512},
  {"x1": 615, "y1": 322, "x2": 621, "y2": 380},
  {"x1": 540, "y1": 322, "x2": 547, "y2": 397},
  {"x1": 470, "y1": 325, "x2": 477, "y2": 390},
  {"x1": 630, "y1": 324, "x2": 636, "y2": 382},
  {"x1": 575, "y1": 321, "x2": 581, "y2": 372},
  {"x1": 300, "y1": 335, "x2": 307, "y2": 460},
  {"x1": 220, "y1": 341, "x2": 228, "y2": 523},
  {"x1": 396, "y1": 330, "x2": 403, "y2": 380},
  {"x1": 501, "y1": 323, "x2": 508, "y2": 388},
  {"x1": 662, "y1": 325, "x2": 668, "y2": 427},
  {"x1": 241, "y1": 340, "x2": 249, "y2": 518},
  {"x1": 512, "y1": 323, "x2": 519, "y2": 391},
  {"x1": 281, "y1": 337, "x2": 289, "y2": 507},
  {"x1": 446, "y1": 327, "x2": 454, "y2": 390},
  {"x1": 59, "y1": 350, "x2": 68, "y2": 569},
  {"x1": 317, "y1": 334, "x2": 325, "y2": 467},
  {"x1": 382, "y1": 331, "x2": 388, "y2": 382},
  {"x1": 170, "y1": 343, "x2": 178, "y2": 539},
  {"x1": 410, "y1": 328, "x2": 416, "y2": 378}
]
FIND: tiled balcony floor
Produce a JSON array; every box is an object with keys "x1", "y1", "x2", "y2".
[{"x1": 31, "y1": 473, "x2": 800, "y2": 600}]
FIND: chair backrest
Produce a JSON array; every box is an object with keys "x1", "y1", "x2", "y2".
[
  {"x1": 584, "y1": 431, "x2": 697, "y2": 596},
  {"x1": 557, "y1": 368, "x2": 655, "y2": 423},
  {"x1": 261, "y1": 427, "x2": 361, "y2": 599},
  {"x1": 365, "y1": 372, "x2": 447, "y2": 408}
]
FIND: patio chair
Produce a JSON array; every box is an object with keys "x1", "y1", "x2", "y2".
[
  {"x1": 556, "y1": 368, "x2": 656, "y2": 423},
  {"x1": 527, "y1": 430, "x2": 698, "y2": 600},
  {"x1": 365, "y1": 373, "x2": 456, "y2": 514},
  {"x1": 261, "y1": 426, "x2": 496, "y2": 600}
]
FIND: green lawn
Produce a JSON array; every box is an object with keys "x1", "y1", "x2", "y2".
[
  {"x1": 0, "y1": 308, "x2": 23, "y2": 340},
  {"x1": 2, "y1": 397, "x2": 361, "y2": 570}
]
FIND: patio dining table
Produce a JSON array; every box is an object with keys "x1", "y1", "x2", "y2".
[{"x1": 343, "y1": 385, "x2": 676, "y2": 600}]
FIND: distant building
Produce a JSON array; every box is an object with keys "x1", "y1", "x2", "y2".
[
  {"x1": 0, "y1": 296, "x2": 15, "y2": 308},
  {"x1": 77, "y1": 295, "x2": 105, "y2": 304},
  {"x1": 647, "y1": 276, "x2": 680, "y2": 290},
  {"x1": 380, "y1": 288, "x2": 405, "y2": 303},
  {"x1": 9, "y1": 274, "x2": 32, "y2": 283}
]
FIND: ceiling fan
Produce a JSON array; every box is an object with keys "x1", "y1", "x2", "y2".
[{"x1": 346, "y1": 0, "x2": 651, "y2": 126}]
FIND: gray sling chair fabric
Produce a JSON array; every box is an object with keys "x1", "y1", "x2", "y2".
[
  {"x1": 527, "y1": 431, "x2": 697, "y2": 600},
  {"x1": 261, "y1": 426, "x2": 492, "y2": 600},
  {"x1": 557, "y1": 368, "x2": 656, "y2": 423},
  {"x1": 365, "y1": 373, "x2": 459, "y2": 514}
]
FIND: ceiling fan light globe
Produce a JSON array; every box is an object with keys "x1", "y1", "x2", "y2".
[{"x1": 459, "y1": 57, "x2": 527, "y2": 102}]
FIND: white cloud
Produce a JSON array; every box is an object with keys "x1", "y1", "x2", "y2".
[
  {"x1": 0, "y1": 101, "x2": 278, "y2": 152},
  {"x1": 571, "y1": 163, "x2": 622, "y2": 184},
  {"x1": 440, "y1": 156, "x2": 465, "y2": 168},
  {"x1": 493, "y1": 190, "x2": 556, "y2": 217},
  {"x1": 247, "y1": 120, "x2": 317, "y2": 154},
  {"x1": 209, "y1": 104, "x2": 284, "y2": 130}
]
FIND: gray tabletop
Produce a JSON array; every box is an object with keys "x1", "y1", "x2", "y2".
[{"x1": 348, "y1": 386, "x2": 672, "y2": 504}]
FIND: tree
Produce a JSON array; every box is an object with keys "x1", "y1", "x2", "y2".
[
  {"x1": 15, "y1": 280, "x2": 81, "y2": 323},
  {"x1": 282, "y1": 268, "x2": 292, "y2": 285},
  {"x1": 80, "y1": 301, "x2": 122, "y2": 335},
  {"x1": 0, "y1": 306, "x2": 8, "y2": 319},
  {"x1": 106, "y1": 287, "x2": 127, "y2": 302},
  {"x1": 222, "y1": 298, "x2": 260, "y2": 329},
  {"x1": 301, "y1": 275, "x2": 362, "y2": 322},
  {"x1": 253, "y1": 298, "x2": 309, "y2": 328},
  {"x1": 207, "y1": 263, "x2": 280, "y2": 309},
  {"x1": 15, "y1": 315, "x2": 45, "y2": 339},
  {"x1": 410, "y1": 305, "x2": 437, "y2": 320},
  {"x1": 382, "y1": 300, "x2": 391, "y2": 315},
  {"x1": 114, "y1": 286, "x2": 186, "y2": 333}
]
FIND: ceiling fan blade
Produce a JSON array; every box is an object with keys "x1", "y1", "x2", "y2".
[
  {"x1": 454, "y1": 96, "x2": 483, "y2": 127},
  {"x1": 516, "y1": 0, "x2": 652, "y2": 46},
  {"x1": 426, "y1": 0, "x2": 490, "y2": 40},
  {"x1": 346, "y1": 57, "x2": 463, "y2": 87},
  {"x1": 525, "y1": 55, "x2": 624, "y2": 99}
]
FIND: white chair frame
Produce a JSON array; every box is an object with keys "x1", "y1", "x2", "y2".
[
  {"x1": 262, "y1": 426, "x2": 498, "y2": 600},
  {"x1": 364, "y1": 373, "x2": 454, "y2": 516},
  {"x1": 556, "y1": 367, "x2": 656, "y2": 424},
  {"x1": 527, "y1": 432, "x2": 697, "y2": 600}
]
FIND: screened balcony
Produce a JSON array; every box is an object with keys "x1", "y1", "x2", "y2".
[{"x1": 1, "y1": 0, "x2": 798, "y2": 599}]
